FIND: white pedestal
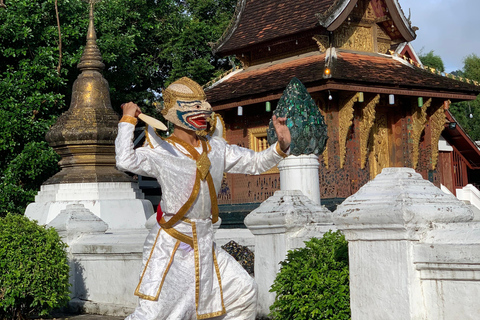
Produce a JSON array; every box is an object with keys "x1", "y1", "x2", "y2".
[
  {"x1": 245, "y1": 190, "x2": 334, "y2": 317},
  {"x1": 278, "y1": 154, "x2": 320, "y2": 205},
  {"x1": 25, "y1": 182, "x2": 154, "y2": 230},
  {"x1": 41, "y1": 203, "x2": 145, "y2": 316},
  {"x1": 67, "y1": 229, "x2": 147, "y2": 316},
  {"x1": 334, "y1": 167, "x2": 480, "y2": 320}
]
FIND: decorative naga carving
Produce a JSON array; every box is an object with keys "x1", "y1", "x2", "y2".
[
  {"x1": 360, "y1": 94, "x2": 380, "y2": 169},
  {"x1": 411, "y1": 98, "x2": 431, "y2": 169},
  {"x1": 430, "y1": 104, "x2": 447, "y2": 170},
  {"x1": 336, "y1": 25, "x2": 374, "y2": 52},
  {"x1": 339, "y1": 93, "x2": 358, "y2": 168},
  {"x1": 377, "y1": 41, "x2": 390, "y2": 54},
  {"x1": 317, "y1": 100, "x2": 329, "y2": 168},
  {"x1": 312, "y1": 35, "x2": 329, "y2": 52},
  {"x1": 369, "y1": 113, "x2": 389, "y2": 178}
]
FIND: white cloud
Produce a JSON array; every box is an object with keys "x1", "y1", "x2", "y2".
[{"x1": 400, "y1": 0, "x2": 480, "y2": 72}]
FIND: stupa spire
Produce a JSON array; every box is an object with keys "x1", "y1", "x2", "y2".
[{"x1": 77, "y1": 1, "x2": 105, "y2": 72}]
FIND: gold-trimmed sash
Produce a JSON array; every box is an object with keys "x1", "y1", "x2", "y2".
[
  {"x1": 159, "y1": 173, "x2": 201, "y2": 229},
  {"x1": 159, "y1": 217, "x2": 194, "y2": 247},
  {"x1": 160, "y1": 136, "x2": 219, "y2": 227}
]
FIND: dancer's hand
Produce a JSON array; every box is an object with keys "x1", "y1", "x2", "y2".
[
  {"x1": 272, "y1": 115, "x2": 291, "y2": 152},
  {"x1": 121, "y1": 102, "x2": 142, "y2": 118}
]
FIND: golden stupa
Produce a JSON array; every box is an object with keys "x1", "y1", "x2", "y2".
[{"x1": 45, "y1": 1, "x2": 130, "y2": 184}]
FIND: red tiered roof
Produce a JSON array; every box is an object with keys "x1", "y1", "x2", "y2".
[
  {"x1": 206, "y1": 50, "x2": 480, "y2": 109},
  {"x1": 213, "y1": 0, "x2": 336, "y2": 55},
  {"x1": 333, "y1": 51, "x2": 479, "y2": 92},
  {"x1": 214, "y1": 0, "x2": 417, "y2": 55},
  {"x1": 207, "y1": 52, "x2": 326, "y2": 104}
]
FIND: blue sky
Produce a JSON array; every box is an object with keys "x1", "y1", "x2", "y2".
[{"x1": 399, "y1": 0, "x2": 480, "y2": 72}]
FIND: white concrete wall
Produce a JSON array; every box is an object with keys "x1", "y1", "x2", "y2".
[
  {"x1": 68, "y1": 231, "x2": 147, "y2": 316},
  {"x1": 26, "y1": 182, "x2": 154, "y2": 230},
  {"x1": 456, "y1": 184, "x2": 480, "y2": 214},
  {"x1": 335, "y1": 168, "x2": 480, "y2": 320}
]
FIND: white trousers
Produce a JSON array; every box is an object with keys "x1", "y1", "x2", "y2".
[{"x1": 126, "y1": 229, "x2": 257, "y2": 320}]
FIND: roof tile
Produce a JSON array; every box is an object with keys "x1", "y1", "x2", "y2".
[
  {"x1": 215, "y1": 0, "x2": 336, "y2": 54},
  {"x1": 206, "y1": 50, "x2": 480, "y2": 104}
]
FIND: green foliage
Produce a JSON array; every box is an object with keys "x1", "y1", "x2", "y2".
[
  {"x1": 0, "y1": 142, "x2": 60, "y2": 216},
  {"x1": 0, "y1": 0, "x2": 236, "y2": 215},
  {"x1": 449, "y1": 99, "x2": 480, "y2": 140},
  {"x1": 419, "y1": 50, "x2": 445, "y2": 72},
  {"x1": 161, "y1": 0, "x2": 237, "y2": 86},
  {"x1": 0, "y1": 0, "x2": 68, "y2": 216},
  {"x1": 463, "y1": 54, "x2": 480, "y2": 81},
  {"x1": 0, "y1": 213, "x2": 70, "y2": 319},
  {"x1": 269, "y1": 231, "x2": 350, "y2": 320},
  {"x1": 449, "y1": 54, "x2": 480, "y2": 140}
]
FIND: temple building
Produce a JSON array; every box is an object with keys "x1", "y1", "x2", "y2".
[{"x1": 202, "y1": 0, "x2": 480, "y2": 222}]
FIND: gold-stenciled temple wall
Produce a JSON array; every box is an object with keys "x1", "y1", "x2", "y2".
[{"x1": 216, "y1": 95, "x2": 446, "y2": 205}]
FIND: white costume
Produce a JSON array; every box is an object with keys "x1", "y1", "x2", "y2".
[{"x1": 115, "y1": 119, "x2": 286, "y2": 319}]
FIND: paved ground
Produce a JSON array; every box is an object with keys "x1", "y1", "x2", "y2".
[
  {"x1": 37, "y1": 314, "x2": 269, "y2": 319},
  {"x1": 35, "y1": 314, "x2": 124, "y2": 320},
  {"x1": 35, "y1": 311, "x2": 270, "y2": 319},
  {"x1": 60, "y1": 316, "x2": 123, "y2": 320}
]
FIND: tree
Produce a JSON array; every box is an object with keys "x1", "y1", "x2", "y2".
[
  {"x1": 159, "y1": 0, "x2": 238, "y2": 86},
  {"x1": 419, "y1": 50, "x2": 445, "y2": 72},
  {"x1": 449, "y1": 54, "x2": 480, "y2": 141},
  {"x1": 463, "y1": 54, "x2": 480, "y2": 81},
  {"x1": 0, "y1": 0, "x2": 237, "y2": 216},
  {"x1": 0, "y1": 0, "x2": 72, "y2": 216}
]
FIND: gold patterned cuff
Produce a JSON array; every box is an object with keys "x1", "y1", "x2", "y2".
[
  {"x1": 120, "y1": 115, "x2": 138, "y2": 125},
  {"x1": 276, "y1": 142, "x2": 289, "y2": 158}
]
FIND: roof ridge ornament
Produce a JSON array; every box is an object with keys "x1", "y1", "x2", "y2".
[
  {"x1": 323, "y1": 47, "x2": 336, "y2": 78},
  {"x1": 316, "y1": 0, "x2": 355, "y2": 28},
  {"x1": 211, "y1": 0, "x2": 247, "y2": 54}
]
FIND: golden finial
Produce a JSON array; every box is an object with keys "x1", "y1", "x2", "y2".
[{"x1": 77, "y1": 0, "x2": 105, "y2": 71}]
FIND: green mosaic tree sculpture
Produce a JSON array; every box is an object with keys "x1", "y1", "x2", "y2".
[{"x1": 267, "y1": 78, "x2": 328, "y2": 156}]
